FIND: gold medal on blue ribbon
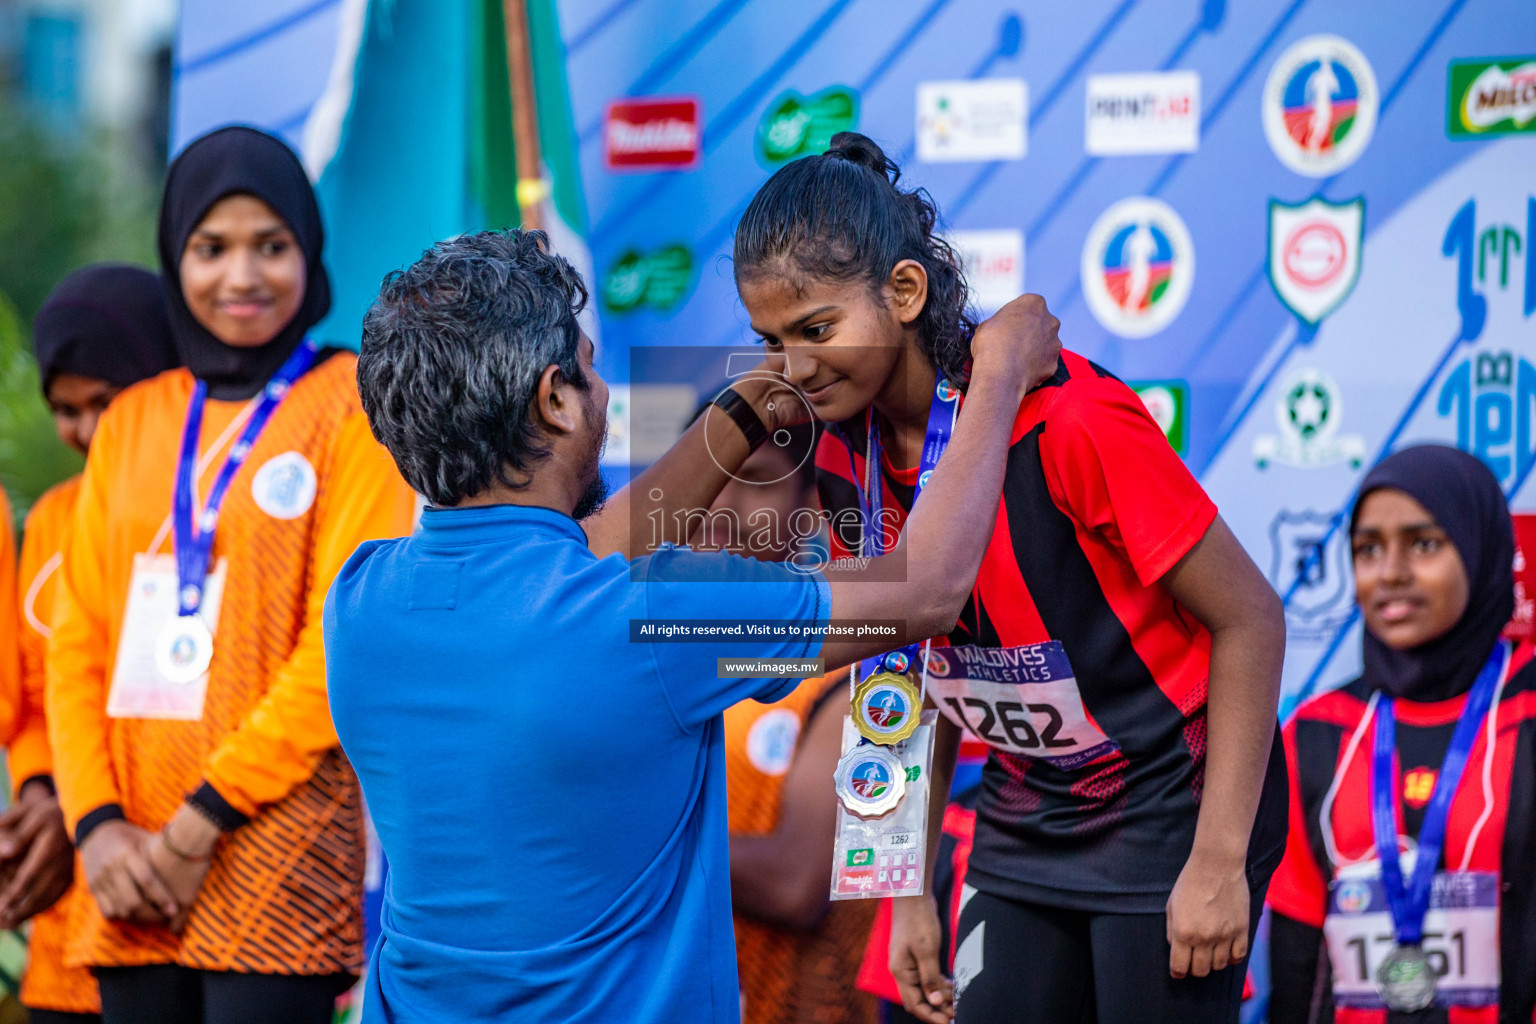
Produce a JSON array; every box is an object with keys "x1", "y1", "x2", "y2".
[{"x1": 852, "y1": 671, "x2": 922, "y2": 745}]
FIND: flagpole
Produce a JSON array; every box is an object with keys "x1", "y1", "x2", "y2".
[{"x1": 503, "y1": 0, "x2": 545, "y2": 231}]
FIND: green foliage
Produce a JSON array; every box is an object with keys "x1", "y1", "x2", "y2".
[{"x1": 0, "y1": 104, "x2": 156, "y2": 530}]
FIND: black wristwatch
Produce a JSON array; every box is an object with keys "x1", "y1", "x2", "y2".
[{"x1": 711, "y1": 386, "x2": 770, "y2": 452}]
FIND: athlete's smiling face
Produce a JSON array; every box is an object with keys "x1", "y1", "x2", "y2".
[
  {"x1": 180, "y1": 194, "x2": 306, "y2": 348},
  {"x1": 738, "y1": 260, "x2": 927, "y2": 424},
  {"x1": 1352, "y1": 488, "x2": 1471, "y2": 650}
]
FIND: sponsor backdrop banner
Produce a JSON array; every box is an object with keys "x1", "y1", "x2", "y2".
[{"x1": 173, "y1": 2, "x2": 1535, "y2": 714}]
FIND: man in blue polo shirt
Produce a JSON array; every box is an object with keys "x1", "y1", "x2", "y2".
[{"x1": 324, "y1": 230, "x2": 1059, "y2": 1023}]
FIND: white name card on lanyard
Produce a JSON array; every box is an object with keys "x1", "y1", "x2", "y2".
[
  {"x1": 107, "y1": 339, "x2": 318, "y2": 721},
  {"x1": 107, "y1": 554, "x2": 227, "y2": 720}
]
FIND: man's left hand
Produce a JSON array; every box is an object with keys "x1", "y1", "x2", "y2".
[
  {"x1": 0, "y1": 782, "x2": 75, "y2": 929},
  {"x1": 1165, "y1": 847, "x2": 1250, "y2": 979}
]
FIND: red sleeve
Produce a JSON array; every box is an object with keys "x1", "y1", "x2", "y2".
[
  {"x1": 1040, "y1": 376, "x2": 1217, "y2": 587},
  {"x1": 856, "y1": 899, "x2": 901, "y2": 1002},
  {"x1": 1264, "y1": 719, "x2": 1329, "y2": 928},
  {"x1": 814, "y1": 428, "x2": 861, "y2": 563}
]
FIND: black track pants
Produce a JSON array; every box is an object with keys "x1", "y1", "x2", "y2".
[{"x1": 952, "y1": 884, "x2": 1266, "y2": 1024}]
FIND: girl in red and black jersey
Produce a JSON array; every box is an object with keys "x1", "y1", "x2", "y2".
[
  {"x1": 1268, "y1": 445, "x2": 1536, "y2": 1024},
  {"x1": 732, "y1": 131, "x2": 1289, "y2": 1024}
]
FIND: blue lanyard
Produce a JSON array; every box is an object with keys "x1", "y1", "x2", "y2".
[
  {"x1": 843, "y1": 376, "x2": 961, "y2": 559},
  {"x1": 1369, "y1": 640, "x2": 1508, "y2": 945},
  {"x1": 843, "y1": 377, "x2": 961, "y2": 681},
  {"x1": 172, "y1": 339, "x2": 319, "y2": 617}
]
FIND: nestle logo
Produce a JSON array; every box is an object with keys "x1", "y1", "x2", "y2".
[{"x1": 605, "y1": 97, "x2": 701, "y2": 170}]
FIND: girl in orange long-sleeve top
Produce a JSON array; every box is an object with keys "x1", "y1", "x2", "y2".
[
  {"x1": 46, "y1": 126, "x2": 416, "y2": 1024},
  {"x1": 7, "y1": 264, "x2": 180, "y2": 1024}
]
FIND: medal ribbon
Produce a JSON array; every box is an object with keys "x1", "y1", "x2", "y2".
[
  {"x1": 841, "y1": 378, "x2": 961, "y2": 699},
  {"x1": 1369, "y1": 640, "x2": 1508, "y2": 946},
  {"x1": 172, "y1": 338, "x2": 319, "y2": 617}
]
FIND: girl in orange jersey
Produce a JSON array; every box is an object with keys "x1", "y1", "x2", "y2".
[
  {"x1": 7, "y1": 263, "x2": 179, "y2": 1024},
  {"x1": 46, "y1": 126, "x2": 416, "y2": 1024}
]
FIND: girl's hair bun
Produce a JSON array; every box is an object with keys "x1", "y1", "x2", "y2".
[{"x1": 825, "y1": 132, "x2": 899, "y2": 185}]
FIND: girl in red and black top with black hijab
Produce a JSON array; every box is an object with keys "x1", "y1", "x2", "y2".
[
  {"x1": 733, "y1": 132, "x2": 1289, "y2": 1024},
  {"x1": 1268, "y1": 444, "x2": 1536, "y2": 1024}
]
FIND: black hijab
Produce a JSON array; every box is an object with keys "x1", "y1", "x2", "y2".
[
  {"x1": 1352, "y1": 444, "x2": 1515, "y2": 702},
  {"x1": 157, "y1": 125, "x2": 331, "y2": 400},
  {"x1": 32, "y1": 264, "x2": 179, "y2": 390}
]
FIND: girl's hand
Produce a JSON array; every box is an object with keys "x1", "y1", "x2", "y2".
[
  {"x1": 147, "y1": 804, "x2": 222, "y2": 933},
  {"x1": 889, "y1": 894, "x2": 955, "y2": 1023},
  {"x1": 1166, "y1": 847, "x2": 1251, "y2": 978},
  {"x1": 970, "y1": 294, "x2": 1062, "y2": 401},
  {"x1": 0, "y1": 783, "x2": 76, "y2": 928},
  {"x1": 80, "y1": 820, "x2": 177, "y2": 925}
]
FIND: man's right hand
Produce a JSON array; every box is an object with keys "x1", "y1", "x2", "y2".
[
  {"x1": 890, "y1": 894, "x2": 956, "y2": 1023},
  {"x1": 79, "y1": 820, "x2": 177, "y2": 927},
  {"x1": 969, "y1": 293, "x2": 1062, "y2": 402}
]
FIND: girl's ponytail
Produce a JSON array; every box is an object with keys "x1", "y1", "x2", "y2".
[{"x1": 735, "y1": 132, "x2": 976, "y2": 388}]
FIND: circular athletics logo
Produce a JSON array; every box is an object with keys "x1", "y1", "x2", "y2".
[
  {"x1": 1336, "y1": 878, "x2": 1371, "y2": 914},
  {"x1": 924, "y1": 649, "x2": 951, "y2": 677},
  {"x1": 850, "y1": 757, "x2": 892, "y2": 799},
  {"x1": 917, "y1": 469, "x2": 934, "y2": 488},
  {"x1": 863, "y1": 684, "x2": 910, "y2": 731},
  {"x1": 168, "y1": 633, "x2": 198, "y2": 669},
  {"x1": 251, "y1": 451, "x2": 317, "y2": 520},
  {"x1": 936, "y1": 379, "x2": 960, "y2": 402},
  {"x1": 1081, "y1": 197, "x2": 1194, "y2": 339},
  {"x1": 1282, "y1": 220, "x2": 1347, "y2": 289},
  {"x1": 1262, "y1": 35, "x2": 1378, "y2": 177},
  {"x1": 746, "y1": 709, "x2": 801, "y2": 776},
  {"x1": 882, "y1": 650, "x2": 911, "y2": 674}
]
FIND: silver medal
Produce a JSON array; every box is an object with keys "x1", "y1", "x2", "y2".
[
  {"x1": 833, "y1": 745, "x2": 907, "y2": 818},
  {"x1": 1375, "y1": 943, "x2": 1437, "y2": 1012},
  {"x1": 155, "y1": 615, "x2": 214, "y2": 685}
]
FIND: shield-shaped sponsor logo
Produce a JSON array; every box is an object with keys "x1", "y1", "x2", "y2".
[
  {"x1": 1267, "y1": 509, "x2": 1351, "y2": 628},
  {"x1": 1253, "y1": 368, "x2": 1366, "y2": 470},
  {"x1": 1268, "y1": 197, "x2": 1364, "y2": 325}
]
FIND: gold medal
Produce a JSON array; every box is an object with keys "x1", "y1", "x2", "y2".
[{"x1": 852, "y1": 671, "x2": 922, "y2": 745}]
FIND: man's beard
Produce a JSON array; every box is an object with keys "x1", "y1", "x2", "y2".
[{"x1": 573, "y1": 399, "x2": 610, "y2": 521}]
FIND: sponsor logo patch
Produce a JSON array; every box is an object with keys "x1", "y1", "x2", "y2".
[
  {"x1": 604, "y1": 97, "x2": 701, "y2": 170},
  {"x1": 1084, "y1": 71, "x2": 1200, "y2": 155},
  {"x1": 1448, "y1": 57, "x2": 1536, "y2": 137},
  {"x1": 917, "y1": 79, "x2": 1028, "y2": 162}
]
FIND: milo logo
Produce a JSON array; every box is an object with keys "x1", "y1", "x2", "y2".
[
  {"x1": 602, "y1": 244, "x2": 696, "y2": 313},
  {"x1": 1448, "y1": 57, "x2": 1536, "y2": 137},
  {"x1": 755, "y1": 86, "x2": 860, "y2": 168}
]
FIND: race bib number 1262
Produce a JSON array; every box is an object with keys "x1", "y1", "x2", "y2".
[{"x1": 923, "y1": 642, "x2": 1119, "y2": 771}]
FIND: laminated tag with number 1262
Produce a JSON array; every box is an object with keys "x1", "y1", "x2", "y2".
[{"x1": 830, "y1": 710, "x2": 937, "y2": 901}]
